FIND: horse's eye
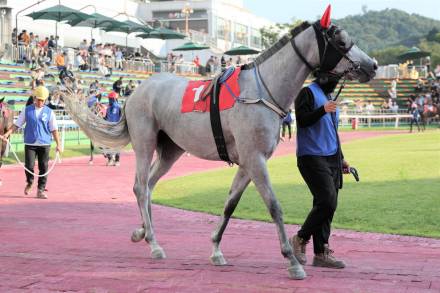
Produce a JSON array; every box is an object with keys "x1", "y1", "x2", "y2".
[{"x1": 339, "y1": 41, "x2": 346, "y2": 47}]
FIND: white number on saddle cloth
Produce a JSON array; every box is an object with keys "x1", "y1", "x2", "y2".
[{"x1": 192, "y1": 85, "x2": 205, "y2": 102}]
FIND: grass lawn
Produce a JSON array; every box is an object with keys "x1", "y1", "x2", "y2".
[{"x1": 153, "y1": 131, "x2": 440, "y2": 238}]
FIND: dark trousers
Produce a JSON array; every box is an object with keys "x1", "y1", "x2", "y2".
[
  {"x1": 410, "y1": 118, "x2": 420, "y2": 132},
  {"x1": 297, "y1": 154, "x2": 340, "y2": 254},
  {"x1": 282, "y1": 122, "x2": 292, "y2": 139},
  {"x1": 24, "y1": 145, "x2": 50, "y2": 191}
]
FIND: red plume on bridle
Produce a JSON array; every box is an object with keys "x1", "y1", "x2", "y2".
[{"x1": 320, "y1": 4, "x2": 332, "y2": 29}]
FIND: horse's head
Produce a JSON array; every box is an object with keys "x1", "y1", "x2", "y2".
[{"x1": 311, "y1": 5, "x2": 377, "y2": 83}]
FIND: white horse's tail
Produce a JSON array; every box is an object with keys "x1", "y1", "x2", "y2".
[{"x1": 63, "y1": 92, "x2": 130, "y2": 150}]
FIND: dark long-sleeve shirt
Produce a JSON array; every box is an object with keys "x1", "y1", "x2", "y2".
[{"x1": 294, "y1": 87, "x2": 327, "y2": 128}]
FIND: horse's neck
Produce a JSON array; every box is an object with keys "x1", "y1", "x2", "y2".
[{"x1": 257, "y1": 28, "x2": 318, "y2": 110}]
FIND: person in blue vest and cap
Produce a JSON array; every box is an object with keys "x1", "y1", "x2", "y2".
[
  {"x1": 105, "y1": 91, "x2": 121, "y2": 166},
  {"x1": 1, "y1": 86, "x2": 62, "y2": 199},
  {"x1": 290, "y1": 73, "x2": 350, "y2": 269}
]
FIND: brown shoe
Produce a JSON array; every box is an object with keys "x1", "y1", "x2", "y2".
[
  {"x1": 290, "y1": 235, "x2": 308, "y2": 265},
  {"x1": 36, "y1": 189, "x2": 48, "y2": 199},
  {"x1": 24, "y1": 183, "x2": 32, "y2": 195},
  {"x1": 313, "y1": 244, "x2": 346, "y2": 269}
]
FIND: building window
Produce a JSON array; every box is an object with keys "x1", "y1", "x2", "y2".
[
  {"x1": 250, "y1": 29, "x2": 261, "y2": 49},
  {"x1": 234, "y1": 23, "x2": 248, "y2": 45},
  {"x1": 217, "y1": 17, "x2": 230, "y2": 41}
]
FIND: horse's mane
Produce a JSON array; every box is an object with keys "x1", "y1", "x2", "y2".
[{"x1": 242, "y1": 21, "x2": 311, "y2": 70}]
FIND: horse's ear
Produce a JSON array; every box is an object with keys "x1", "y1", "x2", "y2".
[
  {"x1": 320, "y1": 4, "x2": 332, "y2": 29},
  {"x1": 0, "y1": 97, "x2": 4, "y2": 104}
]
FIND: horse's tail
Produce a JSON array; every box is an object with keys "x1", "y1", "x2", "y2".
[{"x1": 63, "y1": 92, "x2": 130, "y2": 150}]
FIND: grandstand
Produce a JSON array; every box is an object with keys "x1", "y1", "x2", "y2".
[{"x1": 0, "y1": 62, "x2": 153, "y2": 111}]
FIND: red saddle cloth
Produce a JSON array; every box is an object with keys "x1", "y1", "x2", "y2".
[{"x1": 181, "y1": 68, "x2": 241, "y2": 113}]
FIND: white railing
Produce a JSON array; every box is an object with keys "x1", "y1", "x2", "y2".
[
  {"x1": 340, "y1": 114, "x2": 413, "y2": 128},
  {"x1": 160, "y1": 61, "x2": 199, "y2": 75}
]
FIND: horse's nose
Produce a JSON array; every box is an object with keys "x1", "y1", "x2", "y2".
[{"x1": 373, "y1": 62, "x2": 378, "y2": 71}]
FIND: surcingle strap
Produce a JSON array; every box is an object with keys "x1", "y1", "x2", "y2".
[{"x1": 210, "y1": 69, "x2": 233, "y2": 165}]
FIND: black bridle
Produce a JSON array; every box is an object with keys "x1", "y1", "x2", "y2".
[{"x1": 291, "y1": 22, "x2": 361, "y2": 78}]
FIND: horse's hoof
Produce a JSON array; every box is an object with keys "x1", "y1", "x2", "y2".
[
  {"x1": 287, "y1": 264, "x2": 307, "y2": 280},
  {"x1": 210, "y1": 252, "x2": 227, "y2": 266},
  {"x1": 151, "y1": 246, "x2": 166, "y2": 259},
  {"x1": 131, "y1": 228, "x2": 145, "y2": 243}
]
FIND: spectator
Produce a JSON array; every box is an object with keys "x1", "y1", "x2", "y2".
[
  {"x1": 365, "y1": 101, "x2": 375, "y2": 114},
  {"x1": 112, "y1": 77, "x2": 123, "y2": 95},
  {"x1": 390, "y1": 101, "x2": 399, "y2": 113},
  {"x1": 79, "y1": 39, "x2": 88, "y2": 57},
  {"x1": 409, "y1": 102, "x2": 421, "y2": 133},
  {"x1": 281, "y1": 109, "x2": 293, "y2": 142},
  {"x1": 221, "y1": 56, "x2": 226, "y2": 71},
  {"x1": 39, "y1": 37, "x2": 49, "y2": 52},
  {"x1": 115, "y1": 48, "x2": 123, "y2": 70},
  {"x1": 124, "y1": 80, "x2": 136, "y2": 96},
  {"x1": 104, "y1": 91, "x2": 121, "y2": 166},
  {"x1": 55, "y1": 52, "x2": 66, "y2": 72},
  {"x1": 30, "y1": 65, "x2": 44, "y2": 90},
  {"x1": 47, "y1": 35, "x2": 55, "y2": 62},
  {"x1": 12, "y1": 28, "x2": 17, "y2": 46},
  {"x1": 388, "y1": 78, "x2": 398, "y2": 100}
]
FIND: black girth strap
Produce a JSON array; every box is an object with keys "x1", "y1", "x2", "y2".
[{"x1": 210, "y1": 74, "x2": 233, "y2": 165}]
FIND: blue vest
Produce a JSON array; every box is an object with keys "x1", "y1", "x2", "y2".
[
  {"x1": 24, "y1": 105, "x2": 53, "y2": 145},
  {"x1": 296, "y1": 83, "x2": 339, "y2": 157},
  {"x1": 106, "y1": 102, "x2": 121, "y2": 122}
]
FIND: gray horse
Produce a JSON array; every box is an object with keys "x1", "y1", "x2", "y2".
[{"x1": 64, "y1": 13, "x2": 376, "y2": 279}]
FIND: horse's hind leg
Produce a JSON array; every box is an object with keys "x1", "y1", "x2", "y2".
[
  {"x1": 131, "y1": 131, "x2": 166, "y2": 259},
  {"x1": 244, "y1": 155, "x2": 306, "y2": 280},
  {"x1": 131, "y1": 132, "x2": 184, "y2": 244},
  {"x1": 210, "y1": 167, "x2": 250, "y2": 265}
]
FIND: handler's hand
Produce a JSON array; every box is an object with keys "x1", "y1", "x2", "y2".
[
  {"x1": 342, "y1": 159, "x2": 350, "y2": 174},
  {"x1": 55, "y1": 145, "x2": 63, "y2": 153},
  {"x1": 0, "y1": 134, "x2": 8, "y2": 142},
  {"x1": 324, "y1": 101, "x2": 338, "y2": 113}
]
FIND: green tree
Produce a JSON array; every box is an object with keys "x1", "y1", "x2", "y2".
[{"x1": 260, "y1": 19, "x2": 302, "y2": 48}]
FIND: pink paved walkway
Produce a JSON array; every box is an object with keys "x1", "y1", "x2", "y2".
[{"x1": 1, "y1": 131, "x2": 439, "y2": 292}]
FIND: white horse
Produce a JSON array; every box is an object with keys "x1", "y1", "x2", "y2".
[{"x1": 64, "y1": 8, "x2": 377, "y2": 280}]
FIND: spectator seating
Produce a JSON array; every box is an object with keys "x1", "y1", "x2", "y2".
[{"x1": 0, "y1": 61, "x2": 152, "y2": 111}]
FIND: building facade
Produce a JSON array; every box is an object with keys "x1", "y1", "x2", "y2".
[{"x1": 146, "y1": 0, "x2": 272, "y2": 51}]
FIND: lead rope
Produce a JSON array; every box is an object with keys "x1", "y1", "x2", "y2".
[
  {"x1": 3, "y1": 139, "x2": 61, "y2": 177},
  {"x1": 333, "y1": 76, "x2": 346, "y2": 102}
]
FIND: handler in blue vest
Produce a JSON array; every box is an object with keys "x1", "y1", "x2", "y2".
[
  {"x1": 1, "y1": 86, "x2": 61, "y2": 199},
  {"x1": 290, "y1": 75, "x2": 350, "y2": 269},
  {"x1": 105, "y1": 91, "x2": 121, "y2": 166}
]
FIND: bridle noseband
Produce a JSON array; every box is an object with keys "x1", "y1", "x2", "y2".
[{"x1": 291, "y1": 22, "x2": 361, "y2": 80}]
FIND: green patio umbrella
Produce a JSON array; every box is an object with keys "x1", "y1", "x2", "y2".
[
  {"x1": 66, "y1": 13, "x2": 124, "y2": 39},
  {"x1": 398, "y1": 47, "x2": 430, "y2": 61},
  {"x1": 26, "y1": 4, "x2": 93, "y2": 22},
  {"x1": 66, "y1": 12, "x2": 122, "y2": 28},
  {"x1": 104, "y1": 20, "x2": 152, "y2": 34},
  {"x1": 137, "y1": 27, "x2": 186, "y2": 40},
  {"x1": 103, "y1": 20, "x2": 152, "y2": 48},
  {"x1": 224, "y1": 45, "x2": 260, "y2": 56},
  {"x1": 26, "y1": 4, "x2": 95, "y2": 43},
  {"x1": 173, "y1": 41, "x2": 210, "y2": 51}
]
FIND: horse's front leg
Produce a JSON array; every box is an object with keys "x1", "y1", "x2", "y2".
[
  {"x1": 245, "y1": 155, "x2": 306, "y2": 280},
  {"x1": 211, "y1": 167, "x2": 250, "y2": 265}
]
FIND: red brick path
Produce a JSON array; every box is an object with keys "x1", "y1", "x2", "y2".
[{"x1": 1, "y1": 131, "x2": 439, "y2": 292}]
